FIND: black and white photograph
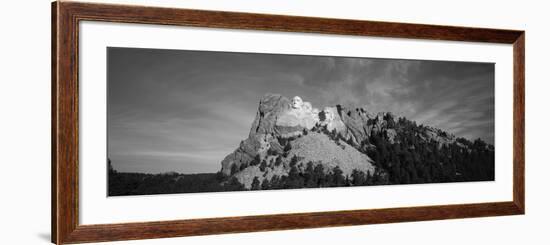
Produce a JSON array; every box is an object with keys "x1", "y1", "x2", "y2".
[
  {"x1": 6, "y1": 0, "x2": 548, "y2": 244},
  {"x1": 107, "y1": 47, "x2": 495, "y2": 196}
]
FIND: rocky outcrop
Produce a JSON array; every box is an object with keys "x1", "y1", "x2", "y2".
[
  {"x1": 232, "y1": 132, "x2": 376, "y2": 189},
  {"x1": 337, "y1": 106, "x2": 397, "y2": 147},
  {"x1": 319, "y1": 107, "x2": 347, "y2": 134},
  {"x1": 220, "y1": 94, "x2": 288, "y2": 175},
  {"x1": 221, "y1": 94, "x2": 323, "y2": 175},
  {"x1": 288, "y1": 132, "x2": 375, "y2": 177},
  {"x1": 220, "y1": 94, "x2": 465, "y2": 188}
]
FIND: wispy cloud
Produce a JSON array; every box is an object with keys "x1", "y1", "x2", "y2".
[{"x1": 108, "y1": 48, "x2": 494, "y2": 173}]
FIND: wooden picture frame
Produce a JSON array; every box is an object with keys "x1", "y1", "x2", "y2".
[{"x1": 52, "y1": 1, "x2": 525, "y2": 244}]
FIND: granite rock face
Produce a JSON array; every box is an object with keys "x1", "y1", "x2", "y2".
[
  {"x1": 221, "y1": 94, "x2": 324, "y2": 175},
  {"x1": 220, "y1": 94, "x2": 461, "y2": 188},
  {"x1": 220, "y1": 94, "x2": 289, "y2": 175},
  {"x1": 232, "y1": 132, "x2": 375, "y2": 189}
]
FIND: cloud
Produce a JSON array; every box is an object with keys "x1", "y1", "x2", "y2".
[{"x1": 108, "y1": 48, "x2": 494, "y2": 173}]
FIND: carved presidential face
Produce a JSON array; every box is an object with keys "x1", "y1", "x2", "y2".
[
  {"x1": 303, "y1": 102, "x2": 312, "y2": 112},
  {"x1": 323, "y1": 108, "x2": 334, "y2": 121},
  {"x1": 291, "y1": 96, "x2": 303, "y2": 109},
  {"x1": 312, "y1": 108, "x2": 320, "y2": 121}
]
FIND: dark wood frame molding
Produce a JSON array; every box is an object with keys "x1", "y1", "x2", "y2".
[{"x1": 52, "y1": 1, "x2": 525, "y2": 244}]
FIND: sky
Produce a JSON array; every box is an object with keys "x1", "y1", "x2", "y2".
[{"x1": 107, "y1": 47, "x2": 494, "y2": 174}]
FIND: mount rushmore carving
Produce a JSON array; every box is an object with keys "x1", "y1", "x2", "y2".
[
  {"x1": 276, "y1": 96, "x2": 344, "y2": 134},
  {"x1": 220, "y1": 94, "x2": 494, "y2": 189},
  {"x1": 221, "y1": 94, "x2": 352, "y2": 176}
]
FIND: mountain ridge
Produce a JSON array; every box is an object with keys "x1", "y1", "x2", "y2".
[{"x1": 220, "y1": 94, "x2": 494, "y2": 189}]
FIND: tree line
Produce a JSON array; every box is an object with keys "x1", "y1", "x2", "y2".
[{"x1": 108, "y1": 114, "x2": 494, "y2": 195}]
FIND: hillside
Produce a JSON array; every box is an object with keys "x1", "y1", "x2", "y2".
[{"x1": 221, "y1": 94, "x2": 494, "y2": 189}]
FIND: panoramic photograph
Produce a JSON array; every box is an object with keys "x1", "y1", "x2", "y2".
[{"x1": 107, "y1": 47, "x2": 495, "y2": 196}]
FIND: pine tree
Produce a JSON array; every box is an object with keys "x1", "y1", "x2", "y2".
[
  {"x1": 251, "y1": 177, "x2": 260, "y2": 190},
  {"x1": 331, "y1": 166, "x2": 345, "y2": 186},
  {"x1": 250, "y1": 154, "x2": 261, "y2": 166},
  {"x1": 230, "y1": 164, "x2": 239, "y2": 175},
  {"x1": 261, "y1": 178, "x2": 270, "y2": 190},
  {"x1": 274, "y1": 156, "x2": 283, "y2": 167},
  {"x1": 304, "y1": 161, "x2": 316, "y2": 187},
  {"x1": 290, "y1": 155, "x2": 299, "y2": 167},
  {"x1": 351, "y1": 169, "x2": 366, "y2": 186},
  {"x1": 314, "y1": 164, "x2": 326, "y2": 187},
  {"x1": 260, "y1": 159, "x2": 267, "y2": 171},
  {"x1": 284, "y1": 141, "x2": 292, "y2": 152}
]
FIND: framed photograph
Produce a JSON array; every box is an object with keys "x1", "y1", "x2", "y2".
[{"x1": 52, "y1": 1, "x2": 525, "y2": 244}]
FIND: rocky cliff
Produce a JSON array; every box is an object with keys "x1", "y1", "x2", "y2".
[{"x1": 221, "y1": 94, "x2": 494, "y2": 189}]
